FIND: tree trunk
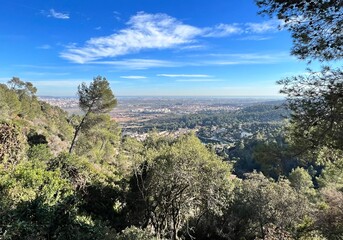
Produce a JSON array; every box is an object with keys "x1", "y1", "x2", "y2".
[{"x1": 69, "y1": 112, "x2": 88, "y2": 153}]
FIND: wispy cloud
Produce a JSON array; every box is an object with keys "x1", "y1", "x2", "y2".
[
  {"x1": 31, "y1": 79, "x2": 120, "y2": 88},
  {"x1": 37, "y1": 44, "x2": 52, "y2": 49},
  {"x1": 203, "y1": 23, "x2": 242, "y2": 37},
  {"x1": 22, "y1": 71, "x2": 70, "y2": 76},
  {"x1": 61, "y1": 12, "x2": 202, "y2": 63},
  {"x1": 157, "y1": 74, "x2": 211, "y2": 78},
  {"x1": 238, "y1": 35, "x2": 272, "y2": 41},
  {"x1": 178, "y1": 45, "x2": 206, "y2": 50},
  {"x1": 245, "y1": 19, "x2": 282, "y2": 33},
  {"x1": 60, "y1": 12, "x2": 282, "y2": 64},
  {"x1": 88, "y1": 52, "x2": 293, "y2": 70},
  {"x1": 32, "y1": 80, "x2": 85, "y2": 87},
  {"x1": 95, "y1": 59, "x2": 180, "y2": 69},
  {"x1": 203, "y1": 52, "x2": 292, "y2": 65},
  {"x1": 44, "y1": 9, "x2": 70, "y2": 19},
  {"x1": 113, "y1": 11, "x2": 121, "y2": 21},
  {"x1": 175, "y1": 79, "x2": 222, "y2": 82},
  {"x1": 120, "y1": 75, "x2": 147, "y2": 79}
]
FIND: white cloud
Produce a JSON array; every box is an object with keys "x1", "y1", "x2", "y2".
[
  {"x1": 95, "y1": 59, "x2": 180, "y2": 69},
  {"x1": 113, "y1": 11, "x2": 121, "y2": 21},
  {"x1": 32, "y1": 80, "x2": 85, "y2": 87},
  {"x1": 47, "y1": 9, "x2": 70, "y2": 19},
  {"x1": 61, "y1": 12, "x2": 202, "y2": 63},
  {"x1": 22, "y1": 72, "x2": 69, "y2": 76},
  {"x1": 175, "y1": 79, "x2": 222, "y2": 82},
  {"x1": 178, "y1": 45, "x2": 206, "y2": 50},
  {"x1": 120, "y1": 75, "x2": 147, "y2": 79},
  {"x1": 87, "y1": 52, "x2": 293, "y2": 70},
  {"x1": 157, "y1": 74, "x2": 211, "y2": 78},
  {"x1": 31, "y1": 79, "x2": 120, "y2": 88},
  {"x1": 203, "y1": 52, "x2": 292, "y2": 65},
  {"x1": 60, "y1": 12, "x2": 284, "y2": 64},
  {"x1": 245, "y1": 19, "x2": 282, "y2": 33},
  {"x1": 203, "y1": 23, "x2": 242, "y2": 37}
]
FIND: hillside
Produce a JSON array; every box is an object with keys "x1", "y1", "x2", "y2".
[{"x1": 1, "y1": 79, "x2": 342, "y2": 239}]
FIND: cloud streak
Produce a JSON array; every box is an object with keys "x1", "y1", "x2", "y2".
[
  {"x1": 157, "y1": 74, "x2": 211, "y2": 78},
  {"x1": 45, "y1": 9, "x2": 70, "y2": 19},
  {"x1": 203, "y1": 24, "x2": 242, "y2": 37},
  {"x1": 175, "y1": 79, "x2": 222, "y2": 82},
  {"x1": 61, "y1": 12, "x2": 282, "y2": 64},
  {"x1": 120, "y1": 75, "x2": 147, "y2": 79},
  {"x1": 93, "y1": 59, "x2": 180, "y2": 69},
  {"x1": 82, "y1": 52, "x2": 292, "y2": 70},
  {"x1": 245, "y1": 19, "x2": 282, "y2": 33}
]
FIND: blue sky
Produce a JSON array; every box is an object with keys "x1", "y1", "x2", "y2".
[{"x1": 0, "y1": 0, "x2": 325, "y2": 96}]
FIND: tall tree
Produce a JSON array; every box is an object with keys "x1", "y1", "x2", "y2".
[
  {"x1": 256, "y1": 0, "x2": 343, "y2": 61},
  {"x1": 256, "y1": 0, "x2": 343, "y2": 154},
  {"x1": 279, "y1": 67, "x2": 343, "y2": 152},
  {"x1": 69, "y1": 76, "x2": 117, "y2": 153}
]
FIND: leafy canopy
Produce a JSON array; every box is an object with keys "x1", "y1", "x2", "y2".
[
  {"x1": 279, "y1": 67, "x2": 343, "y2": 151},
  {"x1": 256, "y1": 0, "x2": 343, "y2": 61},
  {"x1": 69, "y1": 76, "x2": 117, "y2": 153},
  {"x1": 78, "y1": 76, "x2": 117, "y2": 114}
]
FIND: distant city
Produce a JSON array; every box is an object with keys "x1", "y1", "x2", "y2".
[
  {"x1": 39, "y1": 96, "x2": 281, "y2": 124},
  {"x1": 39, "y1": 96, "x2": 284, "y2": 147}
]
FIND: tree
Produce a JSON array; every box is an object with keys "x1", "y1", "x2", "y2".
[
  {"x1": 69, "y1": 76, "x2": 117, "y2": 153},
  {"x1": 126, "y1": 134, "x2": 233, "y2": 239},
  {"x1": 73, "y1": 113, "x2": 121, "y2": 163},
  {"x1": 256, "y1": 0, "x2": 343, "y2": 61},
  {"x1": 279, "y1": 67, "x2": 343, "y2": 152},
  {"x1": 315, "y1": 188, "x2": 343, "y2": 239},
  {"x1": 0, "y1": 84, "x2": 21, "y2": 119},
  {"x1": 8, "y1": 77, "x2": 37, "y2": 99},
  {"x1": 229, "y1": 172, "x2": 310, "y2": 239},
  {"x1": 256, "y1": 1, "x2": 343, "y2": 155}
]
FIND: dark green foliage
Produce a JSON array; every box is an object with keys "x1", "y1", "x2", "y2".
[
  {"x1": 0, "y1": 83, "x2": 21, "y2": 119},
  {"x1": 2, "y1": 77, "x2": 343, "y2": 239},
  {"x1": 229, "y1": 130, "x2": 300, "y2": 179},
  {"x1": 188, "y1": 172, "x2": 312, "y2": 240},
  {"x1": 78, "y1": 76, "x2": 117, "y2": 114},
  {"x1": 27, "y1": 144, "x2": 53, "y2": 162},
  {"x1": 139, "y1": 103, "x2": 286, "y2": 133},
  {"x1": 80, "y1": 184, "x2": 125, "y2": 229},
  {"x1": 126, "y1": 134, "x2": 233, "y2": 239},
  {"x1": 48, "y1": 153, "x2": 91, "y2": 190},
  {"x1": 27, "y1": 130, "x2": 48, "y2": 146},
  {"x1": 256, "y1": 0, "x2": 343, "y2": 61},
  {"x1": 279, "y1": 67, "x2": 343, "y2": 152},
  {"x1": 115, "y1": 226, "x2": 156, "y2": 240}
]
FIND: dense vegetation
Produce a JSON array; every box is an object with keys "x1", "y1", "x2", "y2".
[
  {"x1": 136, "y1": 102, "x2": 286, "y2": 133},
  {"x1": 0, "y1": 0, "x2": 342, "y2": 239},
  {"x1": 0, "y1": 75, "x2": 342, "y2": 239}
]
